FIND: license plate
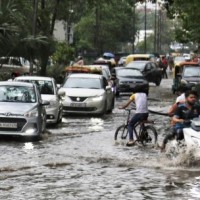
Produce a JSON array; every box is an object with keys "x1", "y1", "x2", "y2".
[
  {"x1": 0, "y1": 123, "x2": 17, "y2": 128},
  {"x1": 70, "y1": 103, "x2": 86, "y2": 107}
]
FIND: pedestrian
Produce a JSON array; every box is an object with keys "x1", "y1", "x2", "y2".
[
  {"x1": 75, "y1": 56, "x2": 84, "y2": 66},
  {"x1": 167, "y1": 54, "x2": 174, "y2": 71},
  {"x1": 7, "y1": 72, "x2": 20, "y2": 81},
  {"x1": 161, "y1": 56, "x2": 168, "y2": 79}
]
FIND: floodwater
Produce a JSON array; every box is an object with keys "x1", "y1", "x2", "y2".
[{"x1": 1, "y1": 77, "x2": 200, "y2": 200}]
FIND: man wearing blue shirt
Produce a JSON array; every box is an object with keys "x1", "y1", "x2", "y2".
[{"x1": 161, "y1": 90, "x2": 200, "y2": 151}]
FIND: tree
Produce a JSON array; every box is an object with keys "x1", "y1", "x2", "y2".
[
  {"x1": 0, "y1": 0, "x2": 63, "y2": 75},
  {"x1": 74, "y1": 0, "x2": 137, "y2": 54},
  {"x1": 165, "y1": 0, "x2": 200, "y2": 47}
]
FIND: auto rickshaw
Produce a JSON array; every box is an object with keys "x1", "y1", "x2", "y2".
[
  {"x1": 172, "y1": 61, "x2": 199, "y2": 93},
  {"x1": 125, "y1": 54, "x2": 155, "y2": 65}
]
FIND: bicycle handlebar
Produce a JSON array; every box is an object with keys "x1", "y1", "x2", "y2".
[{"x1": 118, "y1": 107, "x2": 135, "y2": 111}]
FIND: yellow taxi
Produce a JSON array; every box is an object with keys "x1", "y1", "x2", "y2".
[{"x1": 125, "y1": 54, "x2": 155, "y2": 65}]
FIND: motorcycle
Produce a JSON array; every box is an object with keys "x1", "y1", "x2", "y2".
[{"x1": 183, "y1": 118, "x2": 200, "y2": 150}]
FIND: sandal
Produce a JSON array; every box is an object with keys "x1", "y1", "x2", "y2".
[{"x1": 126, "y1": 141, "x2": 136, "y2": 147}]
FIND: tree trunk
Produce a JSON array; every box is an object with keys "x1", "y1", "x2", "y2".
[{"x1": 40, "y1": 53, "x2": 49, "y2": 76}]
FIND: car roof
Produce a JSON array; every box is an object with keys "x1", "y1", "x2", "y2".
[
  {"x1": 87, "y1": 64, "x2": 109, "y2": 69},
  {"x1": 0, "y1": 81, "x2": 35, "y2": 87},
  {"x1": 68, "y1": 73, "x2": 102, "y2": 79},
  {"x1": 128, "y1": 61, "x2": 150, "y2": 64},
  {"x1": 15, "y1": 76, "x2": 53, "y2": 81},
  {"x1": 114, "y1": 67, "x2": 141, "y2": 70},
  {"x1": 127, "y1": 54, "x2": 152, "y2": 58}
]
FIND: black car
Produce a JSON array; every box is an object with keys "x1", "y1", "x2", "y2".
[
  {"x1": 126, "y1": 61, "x2": 162, "y2": 86},
  {"x1": 111, "y1": 67, "x2": 149, "y2": 96}
]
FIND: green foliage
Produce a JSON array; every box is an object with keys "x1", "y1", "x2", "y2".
[
  {"x1": 167, "y1": 0, "x2": 200, "y2": 45},
  {"x1": 46, "y1": 64, "x2": 66, "y2": 84},
  {"x1": 74, "y1": 0, "x2": 137, "y2": 54},
  {"x1": 52, "y1": 42, "x2": 75, "y2": 65}
]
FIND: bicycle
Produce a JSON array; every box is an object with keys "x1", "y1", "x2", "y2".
[{"x1": 114, "y1": 108, "x2": 158, "y2": 146}]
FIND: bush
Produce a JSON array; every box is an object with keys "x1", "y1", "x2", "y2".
[
  {"x1": 52, "y1": 42, "x2": 75, "y2": 65},
  {"x1": 46, "y1": 64, "x2": 66, "y2": 84}
]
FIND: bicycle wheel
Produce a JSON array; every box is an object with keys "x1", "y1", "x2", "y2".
[
  {"x1": 140, "y1": 125, "x2": 157, "y2": 146},
  {"x1": 114, "y1": 125, "x2": 128, "y2": 141}
]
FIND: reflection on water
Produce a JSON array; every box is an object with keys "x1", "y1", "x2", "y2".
[
  {"x1": 23, "y1": 142, "x2": 34, "y2": 150},
  {"x1": 88, "y1": 118, "x2": 104, "y2": 132}
]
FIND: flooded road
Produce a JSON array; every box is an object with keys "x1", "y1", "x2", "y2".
[{"x1": 1, "y1": 78, "x2": 200, "y2": 200}]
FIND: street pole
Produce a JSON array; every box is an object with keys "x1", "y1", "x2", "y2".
[
  {"x1": 32, "y1": 0, "x2": 38, "y2": 37},
  {"x1": 30, "y1": 0, "x2": 38, "y2": 74},
  {"x1": 154, "y1": 1, "x2": 157, "y2": 53},
  {"x1": 132, "y1": 0, "x2": 136, "y2": 53},
  {"x1": 144, "y1": 0, "x2": 147, "y2": 53}
]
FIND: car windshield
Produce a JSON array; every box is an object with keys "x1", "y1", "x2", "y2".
[
  {"x1": 116, "y1": 69, "x2": 143, "y2": 77},
  {"x1": 63, "y1": 77, "x2": 102, "y2": 89},
  {"x1": 16, "y1": 79, "x2": 54, "y2": 95},
  {"x1": 183, "y1": 67, "x2": 200, "y2": 77},
  {"x1": 0, "y1": 85, "x2": 36, "y2": 103},
  {"x1": 126, "y1": 62, "x2": 146, "y2": 70}
]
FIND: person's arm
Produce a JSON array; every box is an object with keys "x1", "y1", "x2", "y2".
[
  {"x1": 172, "y1": 106, "x2": 184, "y2": 124},
  {"x1": 119, "y1": 94, "x2": 135, "y2": 109},
  {"x1": 119, "y1": 99, "x2": 133, "y2": 109},
  {"x1": 172, "y1": 115, "x2": 184, "y2": 124},
  {"x1": 168, "y1": 103, "x2": 177, "y2": 117}
]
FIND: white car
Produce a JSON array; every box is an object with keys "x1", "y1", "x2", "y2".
[
  {"x1": 58, "y1": 73, "x2": 115, "y2": 115},
  {"x1": 15, "y1": 76, "x2": 63, "y2": 124}
]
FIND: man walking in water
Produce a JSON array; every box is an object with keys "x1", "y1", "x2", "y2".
[{"x1": 119, "y1": 86, "x2": 148, "y2": 146}]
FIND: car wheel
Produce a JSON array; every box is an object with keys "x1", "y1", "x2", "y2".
[
  {"x1": 41, "y1": 116, "x2": 47, "y2": 133},
  {"x1": 116, "y1": 90, "x2": 120, "y2": 97},
  {"x1": 107, "y1": 99, "x2": 114, "y2": 114},
  {"x1": 99, "y1": 101, "x2": 107, "y2": 116},
  {"x1": 155, "y1": 77, "x2": 162, "y2": 86},
  {"x1": 56, "y1": 111, "x2": 62, "y2": 124}
]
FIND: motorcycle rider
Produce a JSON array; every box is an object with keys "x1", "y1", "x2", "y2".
[{"x1": 161, "y1": 90, "x2": 200, "y2": 151}]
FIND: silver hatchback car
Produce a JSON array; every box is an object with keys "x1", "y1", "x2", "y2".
[
  {"x1": 0, "y1": 81, "x2": 48, "y2": 137},
  {"x1": 15, "y1": 76, "x2": 63, "y2": 124}
]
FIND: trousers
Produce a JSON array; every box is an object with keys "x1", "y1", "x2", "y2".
[{"x1": 128, "y1": 113, "x2": 148, "y2": 140}]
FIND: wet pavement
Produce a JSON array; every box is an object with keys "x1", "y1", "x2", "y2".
[{"x1": 1, "y1": 76, "x2": 200, "y2": 199}]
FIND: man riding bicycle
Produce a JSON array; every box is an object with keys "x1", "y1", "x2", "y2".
[{"x1": 119, "y1": 86, "x2": 148, "y2": 146}]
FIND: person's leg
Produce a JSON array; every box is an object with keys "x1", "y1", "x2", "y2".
[
  {"x1": 127, "y1": 113, "x2": 148, "y2": 146},
  {"x1": 176, "y1": 128, "x2": 184, "y2": 140},
  {"x1": 160, "y1": 127, "x2": 175, "y2": 151}
]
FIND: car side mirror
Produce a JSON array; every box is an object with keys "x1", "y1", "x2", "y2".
[
  {"x1": 58, "y1": 90, "x2": 65, "y2": 97},
  {"x1": 57, "y1": 84, "x2": 61, "y2": 89},
  {"x1": 146, "y1": 67, "x2": 151, "y2": 71},
  {"x1": 41, "y1": 100, "x2": 50, "y2": 106}
]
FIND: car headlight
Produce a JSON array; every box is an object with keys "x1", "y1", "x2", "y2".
[
  {"x1": 91, "y1": 96, "x2": 104, "y2": 101},
  {"x1": 24, "y1": 108, "x2": 38, "y2": 117}
]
